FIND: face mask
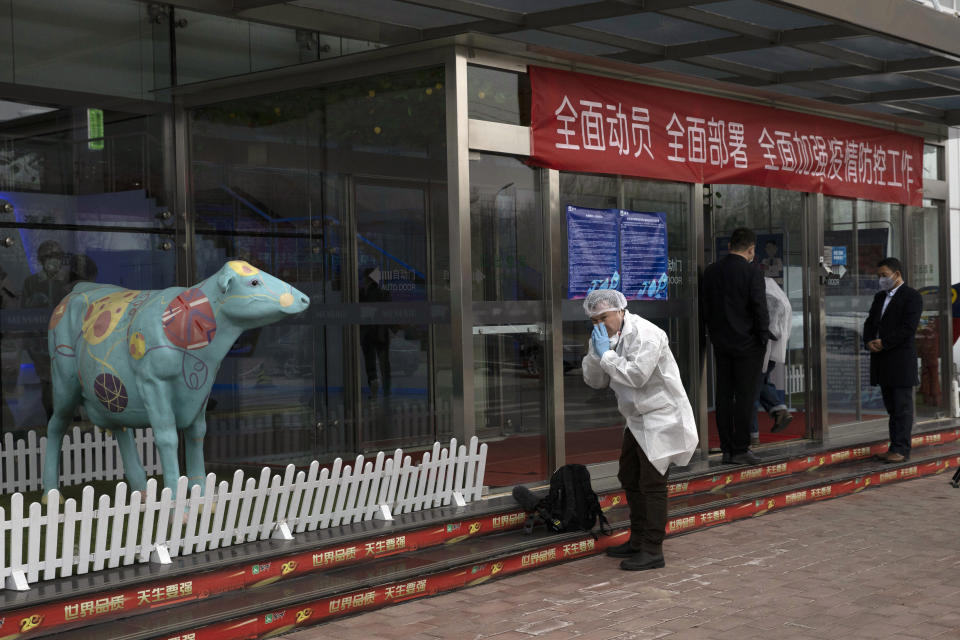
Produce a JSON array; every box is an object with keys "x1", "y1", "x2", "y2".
[{"x1": 878, "y1": 276, "x2": 895, "y2": 291}]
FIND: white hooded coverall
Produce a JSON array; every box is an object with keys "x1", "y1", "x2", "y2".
[{"x1": 582, "y1": 311, "x2": 699, "y2": 475}]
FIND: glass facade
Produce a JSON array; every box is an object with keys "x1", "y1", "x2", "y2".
[
  {"x1": 188, "y1": 67, "x2": 450, "y2": 469},
  {"x1": 0, "y1": 104, "x2": 173, "y2": 436},
  {"x1": 0, "y1": 6, "x2": 953, "y2": 492}
]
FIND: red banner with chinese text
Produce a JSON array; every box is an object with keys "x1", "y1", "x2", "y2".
[{"x1": 529, "y1": 66, "x2": 924, "y2": 206}]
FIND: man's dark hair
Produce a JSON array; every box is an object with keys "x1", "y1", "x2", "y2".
[
  {"x1": 729, "y1": 228, "x2": 756, "y2": 252},
  {"x1": 877, "y1": 257, "x2": 903, "y2": 276}
]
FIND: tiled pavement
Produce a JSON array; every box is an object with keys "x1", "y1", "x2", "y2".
[{"x1": 283, "y1": 474, "x2": 960, "y2": 639}]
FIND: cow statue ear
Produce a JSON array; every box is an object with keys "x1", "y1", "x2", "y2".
[{"x1": 217, "y1": 270, "x2": 232, "y2": 294}]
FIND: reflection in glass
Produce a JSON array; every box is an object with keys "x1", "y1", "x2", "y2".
[
  {"x1": 470, "y1": 153, "x2": 546, "y2": 486},
  {"x1": 560, "y1": 174, "x2": 694, "y2": 466},
  {"x1": 824, "y1": 197, "x2": 902, "y2": 430},
  {"x1": 190, "y1": 67, "x2": 449, "y2": 470},
  {"x1": 911, "y1": 204, "x2": 947, "y2": 420},
  {"x1": 708, "y1": 185, "x2": 806, "y2": 446},
  {"x1": 467, "y1": 66, "x2": 529, "y2": 126},
  {"x1": 0, "y1": 102, "x2": 173, "y2": 439}
]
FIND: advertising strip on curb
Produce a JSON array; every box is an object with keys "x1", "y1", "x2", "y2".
[
  {"x1": 154, "y1": 454, "x2": 960, "y2": 640},
  {"x1": 0, "y1": 512, "x2": 525, "y2": 639}
]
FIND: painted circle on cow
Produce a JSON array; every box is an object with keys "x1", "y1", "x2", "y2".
[
  {"x1": 228, "y1": 260, "x2": 259, "y2": 276},
  {"x1": 162, "y1": 288, "x2": 216, "y2": 350},
  {"x1": 48, "y1": 295, "x2": 71, "y2": 330},
  {"x1": 80, "y1": 290, "x2": 141, "y2": 345},
  {"x1": 93, "y1": 373, "x2": 128, "y2": 413},
  {"x1": 129, "y1": 332, "x2": 146, "y2": 359}
]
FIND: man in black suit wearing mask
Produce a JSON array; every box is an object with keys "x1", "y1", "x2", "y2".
[{"x1": 863, "y1": 257, "x2": 923, "y2": 463}]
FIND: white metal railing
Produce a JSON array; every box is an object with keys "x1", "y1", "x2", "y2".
[
  {"x1": 0, "y1": 427, "x2": 161, "y2": 495},
  {"x1": 0, "y1": 437, "x2": 487, "y2": 590},
  {"x1": 786, "y1": 363, "x2": 804, "y2": 396}
]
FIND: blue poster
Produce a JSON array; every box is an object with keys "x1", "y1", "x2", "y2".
[
  {"x1": 620, "y1": 211, "x2": 668, "y2": 300},
  {"x1": 567, "y1": 206, "x2": 620, "y2": 299},
  {"x1": 566, "y1": 205, "x2": 668, "y2": 300}
]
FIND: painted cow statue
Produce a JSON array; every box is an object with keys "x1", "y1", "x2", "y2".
[{"x1": 43, "y1": 261, "x2": 310, "y2": 497}]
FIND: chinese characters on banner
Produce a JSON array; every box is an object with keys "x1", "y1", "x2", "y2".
[
  {"x1": 530, "y1": 67, "x2": 924, "y2": 206},
  {"x1": 567, "y1": 206, "x2": 668, "y2": 300}
]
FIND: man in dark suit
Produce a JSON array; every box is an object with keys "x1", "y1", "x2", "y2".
[
  {"x1": 863, "y1": 257, "x2": 923, "y2": 463},
  {"x1": 702, "y1": 228, "x2": 771, "y2": 465}
]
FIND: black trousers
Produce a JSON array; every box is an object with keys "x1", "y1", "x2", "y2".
[
  {"x1": 617, "y1": 428, "x2": 668, "y2": 553},
  {"x1": 880, "y1": 385, "x2": 914, "y2": 456},
  {"x1": 714, "y1": 347, "x2": 765, "y2": 455}
]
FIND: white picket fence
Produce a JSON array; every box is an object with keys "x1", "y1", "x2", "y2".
[
  {"x1": 0, "y1": 427, "x2": 161, "y2": 495},
  {"x1": 0, "y1": 437, "x2": 487, "y2": 590}
]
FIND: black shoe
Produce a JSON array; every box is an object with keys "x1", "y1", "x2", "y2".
[
  {"x1": 729, "y1": 450, "x2": 761, "y2": 465},
  {"x1": 619, "y1": 550, "x2": 665, "y2": 571},
  {"x1": 606, "y1": 540, "x2": 642, "y2": 558},
  {"x1": 770, "y1": 410, "x2": 794, "y2": 433}
]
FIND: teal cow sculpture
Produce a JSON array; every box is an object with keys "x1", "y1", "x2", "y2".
[{"x1": 43, "y1": 261, "x2": 310, "y2": 497}]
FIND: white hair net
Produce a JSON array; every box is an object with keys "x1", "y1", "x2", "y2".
[{"x1": 583, "y1": 289, "x2": 628, "y2": 317}]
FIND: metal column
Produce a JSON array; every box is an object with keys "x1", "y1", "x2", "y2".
[
  {"x1": 691, "y1": 182, "x2": 709, "y2": 458},
  {"x1": 807, "y1": 192, "x2": 827, "y2": 443},
  {"x1": 445, "y1": 48, "x2": 475, "y2": 443},
  {"x1": 542, "y1": 168, "x2": 565, "y2": 473}
]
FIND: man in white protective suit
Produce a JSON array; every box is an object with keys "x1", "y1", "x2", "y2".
[{"x1": 581, "y1": 289, "x2": 699, "y2": 571}]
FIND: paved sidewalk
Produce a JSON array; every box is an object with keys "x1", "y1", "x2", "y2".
[{"x1": 284, "y1": 474, "x2": 960, "y2": 640}]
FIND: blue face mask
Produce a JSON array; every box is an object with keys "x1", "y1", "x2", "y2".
[{"x1": 878, "y1": 276, "x2": 895, "y2": 291}]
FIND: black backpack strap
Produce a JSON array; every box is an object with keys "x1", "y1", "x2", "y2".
[{"x1": 596, "y1": 510, "x2": 613, "y2": 536}]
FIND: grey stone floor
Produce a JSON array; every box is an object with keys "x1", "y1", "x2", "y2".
[{"x1": 284, "y1": 472, "x2": 960, "y2": 639}]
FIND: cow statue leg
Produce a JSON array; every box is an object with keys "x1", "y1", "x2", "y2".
[
  {"x1": 185, "y1": 412, "x2": 207, "y2": 493},
  {"x1": 113, "y1": 427, "x2": 147, "y2": 492},
  {"x1": 42, "y1": 380, "x2": 81, "y2": 501},
  {"x1": 140, "y1": 381, "x2": 181, "y2": 495}
]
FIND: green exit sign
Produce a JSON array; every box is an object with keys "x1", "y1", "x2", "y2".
[{"x1": 87, "y1": 108, "x2": 104, "y2": 150}]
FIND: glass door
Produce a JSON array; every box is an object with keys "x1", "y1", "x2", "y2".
[
  {"x1": 470, "y1": 153, "x2": 548, "y2": 487},
  {"x1": 909, "y1": 203, "x2": 950, "y2": 421},
  {"x1": 353, "y1": 178, "x2": 435, "y2": 450},
  {"x1": 822, "y1": 198, "x2": 902, "y2": 431},
  {"x1": 705, "y1": 185, "x2": 809, "y2": 448}
]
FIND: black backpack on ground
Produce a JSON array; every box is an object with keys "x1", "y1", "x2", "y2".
[{"x1": 512, "y1": 464, "x2": 612, "y2": 536}]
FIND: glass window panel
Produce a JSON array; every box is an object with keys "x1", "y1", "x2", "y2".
[
  {"x1": 560, "y1": 174, "x2": 694, "y2": 466},
  {"x1": 470, "y1": 153, "x2": 547, "y2": 486},
  {"x1": 0, "y1": 3, "x2": 11, "y2": 84},
  {"x1": 176, "y1": 11, "x2": 251, "y2": 85},
  {"x1": 923, "y1": 144, "x2": 944, "y2": 181},
  {"x1": 910, "y1": 203, "x2": 947, "y2": 419},
  {"x1": 502, "y1": 30, "x2": 626, "y2": 56},
  {"x1": 830, "y1": 73, "x2": 933, "y2": 92},
  {"x1": 189, "y1": 67, "x2": 450, "y2": 469},
  {"x1": 830, "y1": 36, "x2": 932, "y2": 61},
  {"x1": 715, "y1": 47, "x2": 847, "y2": 72},
  {"x1": 641, "y1": 60, "x2": 733, "y2": 80},
  {"x1": 0, "y1": 104, "x2": 174, "y2": 440},
  {"x1": 473, "y1": 0, "x2": 594, "y2": 11},
  {"x1": 580, "y1": 13, "x2": 733, "y2": 45},
  {"x1": 824, "y1": 197, "x2": 902, "y2": 430},
  {"x1": 251, "y1": 22, "x2": 314, "y2": 71},
  {"x1": 293, "y1": 0, "x2": 472, "y2": 28},
  {"x1": 700, "y1": 0, "x2": 830, "y2": 29},
  {"x1": 468, "y1": 66, "x2": 530, "y2": 126},
  {"x1": 8, "y1": 0, "x2": 169, "y2": 99},
  {"x1": 470, "y1": 154, "x2": 542, "y2": 301}
]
